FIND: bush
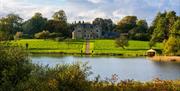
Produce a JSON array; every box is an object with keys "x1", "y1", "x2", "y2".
[
  {"x1": 0, "y1": 31, "x2": 11, "y2": 41},
  {"x1": 14, "y1": 32, "x2": 23, "y2": 40},
  {"x1": 21, "y1": 34, "x2": 33, "y2": 39},
  {"x1": 90, "y1": 76, "x2": 180, "y2": 91},
  {"x1": 0, "y1": 44, "x2": 34, "y2": 91},
  {"x1": 55, "y1": 37, "x2": 65, "y2": 41},
  {"x1": 14, "y1": 62, "x2": 92, "y2": 91},
  {"x1": 49, "y1": 32, "x2": 62, "y2": 39},
  {"x1": 34, "y1": 30, "x2": 50, "y2": 39}
]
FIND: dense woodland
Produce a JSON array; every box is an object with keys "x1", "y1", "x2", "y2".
[{"x1": 0, "y1": 10, "x2": 180, "y2": 55}]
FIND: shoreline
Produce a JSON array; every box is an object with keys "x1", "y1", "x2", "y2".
[
  {"x1": 150, "y1": 56, "x2": 180, "y2": 62},
  {"x1": 30, "y1": 51, "x2": 146, "y2": 57},
  {"x1": 30, "y1": 52, "x2": 180, "y2": 62}
]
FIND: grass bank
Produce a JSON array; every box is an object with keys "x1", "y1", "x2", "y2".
[
  {"x1": 92, "y1": 39, "x2": 162, "y2": 56},
  {"x1": 11, "y1": 39, "x2": 163, "y2": 56},
  {"x1": 11, "y1": 39, "x2": 84, "y2": 54}
]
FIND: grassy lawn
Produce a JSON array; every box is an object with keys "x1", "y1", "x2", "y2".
[
  {"x1": 11, "y1": 39, "x2": 84, "y2": 53},
  {"x1": 92, "y1": 39, "x2": 162, "y2": 56},
  {"x1": 11, "y1": 39, "x2": 163, "y2": 56}
]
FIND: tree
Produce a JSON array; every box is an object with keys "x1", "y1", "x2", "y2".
[
  {"x1": 164, "y1": 18, "x2": 180, "y2": 55},
  {"x1": 0, "y1": 14, "x2": 23, "y2": 37},
  {"x1": 166, "y1": 11, "x2": 177, "y2": 34},
  {"x1": 136, "y1": 20, "x2": 148, "y2": 33},
  {"x1": 170, "y1": 17, "x2": 180, "y2": 36},
  {"x1": 115, "y1": 35, "x2": 129, "y2": 49},
  {"x1": 149, "y1": 40, "x2": 156, "y2": 49},
  {"x1": 93, "y1": 18, "x2": 114, "y2": 35},
  {"x1": 34, "y1": 30, "x2": 50, "y2": 39},
  {"x1": 150, "y1": 17, "x2": 168, "y2": 42},
  {"x1": 52, "y1": 10, "x2": 67, "y2": 22},
  {"x1": 0, "y1": 31, "x2": 8, "y2": 41},
  {"x1": 46, "y1": 20, "x2": 69, "y2": 38},
  {"x1": 116, "y1": 16, "x2": 137, "y2": 33},
  {"x1": 129, "y1": 20, "x2": 149, "y2": 40},
  {"x1": 14, "y1": 32, "x2": 23, "y2": 40},
  {"x1": 150, "y1": 11, "x2": 178, "y2": 47},
  {"x1": 164, "y1": 36, "x2": 180, "y2": 55},
  {"x1": 46, "y1": 10, "x2": 69, "y2": 38},
  {"x1": 22, "y1": 12, "x2": 47, "y2": 36}
]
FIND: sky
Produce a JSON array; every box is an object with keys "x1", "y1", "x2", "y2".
[{"x1": 0, "y1": 0, "x2": 180, "y2": 25}]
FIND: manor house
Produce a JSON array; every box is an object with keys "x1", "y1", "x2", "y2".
[{"x1": 72, "y1": 22, "x2": 102, "y2": 39}]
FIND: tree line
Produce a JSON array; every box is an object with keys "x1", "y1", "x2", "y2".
[
  {"x1": 0, "y1": 10, "x2": 70, "y2": 40},
  {"x1": 115, "y1": 11, "x2": 180, "y2": 55},
  {"x1": 0, "y1": 10, "x2": 179, "y2": 55}
]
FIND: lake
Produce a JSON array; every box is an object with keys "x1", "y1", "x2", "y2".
[{"x1": 31, "y1": 55, "x2": 180, "y2": 81}]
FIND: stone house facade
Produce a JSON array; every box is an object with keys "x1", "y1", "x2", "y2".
[{"x1": 72, "y1": 23, "x2": 102, "y2": 39}]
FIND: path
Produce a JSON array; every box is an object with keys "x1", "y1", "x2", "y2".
[{"x1": 85, "y1": 40, "x2": 90, "y2": 54}]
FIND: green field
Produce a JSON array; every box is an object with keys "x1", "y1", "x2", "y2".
[
  {"x1": 92, "y1": 39, "x2": 162, "y2": 56},
  {"x1": 11, "y1": 39, "x2": 84, "y2": 53},
  {"x1": 11, "y1": 39, "x2": 163, "y2": 56}
]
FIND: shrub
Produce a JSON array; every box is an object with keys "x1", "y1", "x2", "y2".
[
  {"x1": 15, "y1": 62, "x2": 92, "y2": 91},
  {"x1": 0, "y1": 44, "x2": 34, "y2": 91},
  {"x1": 55, "y1": 37, "x2": 65, "y2": 41},
  {"x1": 14, "y1": 32, "x2": 23, "y2": 40},
  {"x1": 34, "y1": 30, "x2": 50, "y2": 39},
  {"x1": 49, "y1": 32, "x2": 62, "y2": 39},
  {"x1": 0, "y1": 31, "x2": 9, "y2": 41}
]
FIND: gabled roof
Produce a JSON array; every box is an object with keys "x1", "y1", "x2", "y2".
[{"x1": 147, "y1": 49, "x2": 156, "y2": 52}]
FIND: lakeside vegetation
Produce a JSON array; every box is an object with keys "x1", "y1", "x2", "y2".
[{"x1": 0, "y1": 45, "x2": 179, "y2": 91}]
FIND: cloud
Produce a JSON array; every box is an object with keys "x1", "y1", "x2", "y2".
[
  {"x1": 0, "y1": 0, "x2": 179, "y2": 24},
  {"x1": 87, "y1": 0, "x2": 103, "y2": 4}
]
